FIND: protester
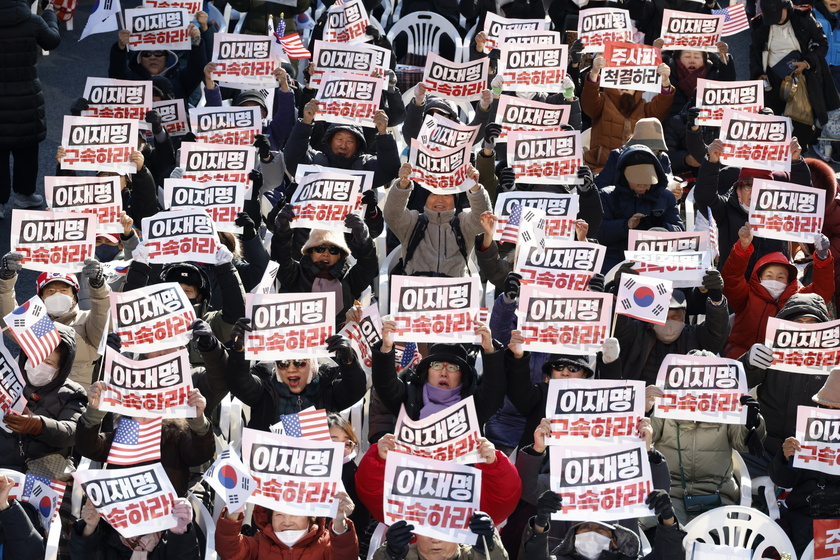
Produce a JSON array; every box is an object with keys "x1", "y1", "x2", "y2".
[
  {"x1": 328, "y1": 413, "x2": 371, "y2": 550},
  {"x1": 595, "y1": 118, "x2": 673, "y2": 189},
  {"x1": 0, "y1": 474, "x2": 44, "y2": 557},
  {"x1": 374, "y1": 514, "x2": 507, "y2": 560}
]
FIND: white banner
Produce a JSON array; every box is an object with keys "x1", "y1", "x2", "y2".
[
  {"x1": 793, "y1": 406, "x2": 840, "y2": 476},
  {"x1": 162, "y1": 179, "x2": 245, "y2": 234},
  {"x1": 423, "y1": 53, "x2": 488, "y2": 103},
  {"x1": 515, "y1": 240, "x2": 605, "y2": 291},
  {"x1": 315, "y1": 71, "x2": 383, "y2": 128},
  {"x1": 601, "y1": 42, "x2": 663, "y2": 94},
  {"x1": 179, "y1": 142, "x2": 256, "y2": 192},
  {"x1": 125, "y1": 8, "x2": 191, "y2": 51},
  {"x1": 409, "y1": 139, "x2": 476, "y2": 195},
  {"x1": 44, "y1": 176, "x2": 122, "y2": 234},
  {"x1": 211, "y1": 34, "x2": 278, "y2": 89},
  {"x1": 720, "y1": 108, "x2": 792, "y2": 172},
  {"x1": 418, "y1": 113, "x2": 481, "y2": 151},
  {"x1": 517, "y1": 286, "x2": 612, "y2": 354},
  {"x1": 0, "y1": 340, "x2": 26, "y2": 434},
  {"x1": 495, "y1": 95, "x2": 571, "y2": 141},
  {"x1": 695, "y1": 79, "x2": 764, "y2": 127},
  {"x1": 142, "y1": 209, "x2": 218, "y2": 264},
  {"x1": 482, "y1": 13, "x2": 547, "y2": 51},
  {"x1": 499, "y1": 43, "x2": 568, "y2": 92},
  {"x1": 624, "y1": 250, "x2": 708, "y2": 288},
  {"x1": 244, "y1": 292, "x2": 335, "y2": 360},
  {"x1": 338, "y1": 303, "x2": 382, "y2": 381},
  {"x1": 506, "y1": 129, "x2": 583, "y2": 185},
  {"x1": 82, "y1": 77, "x2": 152, "y2": 121},
  {"x1": 143, "y1": 0, "x2": 201, "y2": 14},
  {"x1": 578, "y1": 8, "x2": 633, "y2": 54},
  {"x1": 660, "y1": 10, "x2": 724, "y2": 52},
  {"x1": 545, "y1": 379, "x2": 645, "y2": 443},
  {"x1": 764, "y1": 317, "x2": 840, "y2": 374},
  {"x1": 394, "y1": 397, "x2": 484, "y2": 464},
  {"x1": 10, "y1": 210, "x2": 95, "y2": 272},
  {"x1": 310, "y1": 40, "x2": 391, "y2": 88},
  {"x1": 322, "y1": 0, "x2": 371, "y2": 44},
  {"x1": 60, "y1": 115, "x2": 139, "y2": 174},
  {"x1": 288, "y1": 171, "x2": 363, "y2": 231},
  {"x1": 153, "y1": 98, "x2": 188, "y2": 136},
  {"x1": 748, "y1": 178, "x2": 826, "y2": 242},
  {"x1": 628, "y1": 230, "x2": 710, "y2": 253},
  {"x1": 189, "y1": 106, "x2": 262, "y2": 146},
  {"x1": 110, "y1": 283, "x2": 196, "y2": 353},
  {"x1": 389, "y1": 276, "x2": 482, "y2": 344},
  {"x1": 493, "y1": 192, "x2": 579, "y2": 240}
]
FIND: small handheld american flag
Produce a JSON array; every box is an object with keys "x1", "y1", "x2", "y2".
[
  {"x1": 107, "y1": 417, "x2": 162, "y2": 466},
  {"x1": 4, "y1": 296, "x2": 61, "y2": 367},
  {"x1": 499, "y1": 204, "x2": 522, "y2": 244},
  {"x1": 712, "y1": 3, "x2": 750, "y2": 37},
  {"x1": 280, "y1": 409, "x2": 331, "y2": 441}
]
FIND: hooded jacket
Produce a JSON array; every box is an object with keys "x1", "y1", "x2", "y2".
[
  {"x1": 215, "y1": 505, "x2": 358, "y2": 560},
  {"x1": 108, "y1": 39, "x2": 207, "y2": 102},
  {"x1": 597, "y1": 145, "x2": 684, "y2": 272},
  {"x1": 70, "y1": 516, "x2": 201, "y2": 560},
  {"x1": 722, "y1": 245, "x2": 834, "y2": 359},
  {"x1": 0, "y1": 0, "x2": 60, "y2": 147}
]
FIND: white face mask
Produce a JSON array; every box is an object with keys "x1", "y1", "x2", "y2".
[
  {"x1": 517, "y1": 90, "x2": 537, "y2": 100},
  {"x1": 343, "y1": 448, "x2": 357, "y2": 464},
  {"x1": 25, "y1": 360, "x2": 58, "y2": 387},
  {"x1": 761, "y1": 279, "x2": 787, "y2": 300},
  {"x1": 275, "y1": 528, "x2": 308, "y2": 546},
  {"x1": 653, "y1": 319, "x2": 685, "y2": 343},
  {"x1": 43, "y1": 293, "x2": 74, "y2": 317},
  {"x1": 575, "y1": 531, "x2": 612, "y2": 559}
]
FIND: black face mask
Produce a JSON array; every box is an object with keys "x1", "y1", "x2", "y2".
[{"x1": 95, "y1": 243, "x2": 120, "y2": 262}]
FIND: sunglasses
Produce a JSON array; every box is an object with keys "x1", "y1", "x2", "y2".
[
  {"x1": 311, "y1": 245, "x2": 342, "y2": 255},
  {"x1": 276, "y1": 360, "x2": 309, "y2": 369},
  {"x1": 141, "y1": 51, "x2": 166, "y2": 58},
  {"x1": 551, "y1": 363, "x2": 582, "y2": 373}
]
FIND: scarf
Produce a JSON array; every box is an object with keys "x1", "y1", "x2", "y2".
[
  {"x1": 312, "y1": 276, "x2": 344, "y2": 310},
  {"x1": 119, "y1": 532, "x2": 162, "y2": 560},
  {"x1": 675, "y1": 59, "x2": 709, "y2": 97},
  {"x1": 420, "y1": 383, "x2": 462, "y2": 419}
]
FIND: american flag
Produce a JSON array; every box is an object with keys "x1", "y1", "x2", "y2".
[
  {"x1": 280, "y1": 409, "x2": 331, "y2": 441},
  {"x1": 708, "y1": 209, "x2": 720, "y2": 260},
  {"x1": 4, "y1": 296, "x2": 61, "y2": 367},
  {"x1": 107, "y1": 417, "x2": 162, "y2": 465},
  {"x1": 22, "y1": 474, "x2": 66, "y2": 530},
  {"x1": 712, "y1": 3, "x2": 750, "y2": 37},
  {"x1": 396, "y1": 341, "x2": 422, "y2": 371},
  {"x1": 500, "y1": 204, "x2": 522, "y2": 244},
  {"x1": 280, "y1": 33, "x2": 312, "y2": 59}
]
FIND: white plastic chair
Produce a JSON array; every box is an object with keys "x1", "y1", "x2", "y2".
[
  {"x1": 188, "y1": 491, "x2": 219, "y2": 560},
  {"x1": 683, "y1": 505, "x2": 798, "y2": 560},
  {"x1": 800, "y1": 540, "x2": 815, "y2": 560},
  {"x1": 378, "y1": 243, "x2": 403, "y2": 316},
  {"x1": 387, "y1": 12, "x2": 465, "y2": 64},
  {"x1": 752, "y1": 475, "x2": 781, "y2": 520},
  {"x1": 731, "y1": 449, "x2": 752, "y2": 507}
]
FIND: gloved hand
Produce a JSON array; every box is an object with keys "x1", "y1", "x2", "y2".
[
  {"x1": 483, "y1": 123, "x2": 502, "y2": 151},
  {"x1": 249, "y1": 169, "x2": 263, "y2": 195},
  {"x1": 190, "y1": 319, "x2": 218, "y2": 352},
  {"x1": 182, "y1": 132, "x2": 197, "y2": 143},
  {"x1": 361, "y1": 188, "x2": 379, "y2": 217},
  {"x1": 254, "y1": 134, "x2": 272, "y2": 161},
  {"x1": 326, "y1": 334, "x2": 355, "y2": 364},
  {"x1": 386, "y1": 69, "x2": 398, "y2": 93},
  {"x1": 4, "y1": 414, "x2": 44, "y2": 436},
  {"x1": 702, "y1": 269, "x2": 724, "y2": 302},
  {"x1": 345, "y1": 213, "x2": 370, "y2": 246},
  {"x1": 613, "y1": 261, "x2": 639, "y2": 293},
  {"x1": 577, "y1": 166, "x2": 595, "y2": 193},
  {"x1": 365, "y1": 24, "x2": 381, "y2": 42},
  {"x1": 535, "y1": 490, "x2": 562, "y2": 529},
  {"x1": 215, "y1": 244, "x2": 233, "y2": 265},
  {"x1": 131, "y1": 244, "x2": 150, "y2": 266},
  {"x1": 70, "y1": 97, "x2": 90, "y2": 116},
  {"x1": 82, "y1": 259, "x2": 105, "y2": 288},
  {"x1": 498, "y1": 167, "x2": 516, "y2": 193},
  {"x1": 0, "y1": 252, "x2": 23, "y2": 279},
  {"x1": 274, "y1": 204, "x2": 295, "y2": 233},
  {"x1": 106, "y1": 333, "x2": 122, "y2": 352},
  {"x1": 601, "y1": 337, "x2": 620, "y2": 364},
  {"x1": 745, "y1": 427, "x2": 765, "y2": 457},
  {"x1": 469, "y1": 512, "x2": 495, "y2": 554},
  {"x1": 686, "y1": 106, "x2": 701, "y2": 129},
  {"x1": 229, "y1": 318, "x2": 252, "y2": 353},
  {"x1": 747, "y1": 343, "x2": 774, "y2": 369},
  {"x1": 503, "y1": 272, "x2": 522, "y2": 303},
  {"x1": 815, "y1": 233, "x2": 831, "y2": 260},
  {"x1": 741, "y1": 395, "x2": 761, "y2": 430},
  {"x1": 385, "y1": 520, "x2": 414, "y2": 560},
  {"x1": 235, "y1": 211, "x2": 257, "y2": 242},
  {"x1": 570, "y1": 39, "x2": 584, "y2": 64},
  {"x1": 488, "y1": 48, "x2": 500, "y2": 60},
  {"x1": 588, "y1": 273, "x2": 605, "y2": 293},
  {"x1": 645, "y1": 490, "x2": 675, "y2": 522},
  {"x1": 145, "y1": 109, "x2": 163, "y2": 135}
]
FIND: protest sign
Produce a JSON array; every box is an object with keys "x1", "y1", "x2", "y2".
[
  {"x1": 384, "y1": 452, "x2": 481, "y2": 545},
  {"x1": 545, "y1": 379, "x2": 645, "y2": 443},
  {"x1": 720, "y1": 108, "x2": 792, "y2": 172},
  {"x1": 125, "y1": 8, "x2": 190, "y2": 51},
  {"x1": 288, "y1": 171, "x2": 363, "y2": 231},
  {"x1": 423, "y1": 53, "x2": 489, "y2": 103},
  {"x1": 601, "y1": 42, "x2": 663, "y2": 94},
  {"x1": 244, "y1": 292, "x2": 335, "y2": 360},
  {"x1": 628, "y1": 230, "x2": 710, "y2": 253},
  {"x1": 295, "y1": 165, "x2": 374, "y2": 192},
  {"x1": 394, "y1": 397, "x2": 484, "y2": 464},
  {"x1": 517, "y1": 286, "x2": 612, "y2": 354},
  {"x1": 44, "y1": 175, "x2": 122, "y2": 233},
  {"x1": 695, "y1": 79, "x2": 763, "y2": 127},
  {"x1": 654, "y1": 354, "x2": 748, "y2": 424},
  {"x1": 82, "y1": 77, "x2": 152, "y2": 121},
  {"x1": 549, "y1": 440, "x2": 653, "y2": 521},
  {"x1": 143, "y1": 0, "x2": 201, "y2": 14},
  {"x1": 390, "y1": 276, "x2": 482, "y2": 344},
  {"x1": 814, "y1": 519, "x2": 840, "y2": 560},
  {"x1": 242, "y1": 428, "x2": 344, "y2": 516},
  {"x1": 417, "y1": 113, "x2": 481, "y2": 151},
  {"x1": 100, "y1": 349, "x2": 196, "y2": 418},
  {"x1": 409, "y1": 139, "x2": 476, "y2": 195},
  {"x1": 152, "y1": 98, "x2": 188, "y2": 136},
  {"x1": 577, "y1": 8, "x2": 633, "y2": 53},
  {"x1": 74, "y1": 463, "x2": 178, "y2": 538},
  {"x1": 189, "y1": 106, "x2": 262, "y2": 146},
  {"x1": 493, "y1": 192, "x2": 579, "y2": 240},
  {"x1": 506, "y1": 129, "x2": 583, "y2": 185},
  {"x1": 4, "y1": 296, "x2": 61, "y2": 367},
  {"x1": 624, "y1": 251, "x2": 708, "y2": 288},
  {"x1": 615, "y1": 274, "x2": 673, "y2": 325},
  {"x1": 0, "y1": 341, "x2": 26, "y2": 434},
  {"x1": 660, "y1": 10, "x2": 724, "y2": 52},
  {"x1": 338, "y1": 303, "x2": 382, "y2": 379},
  {"x1": 310, "y1": 40, "x2": 391, "y2": 88},
  {"x1": 60, "y1": 115, "x2": 139, "y2": 174},
  {"x1": 496, "y1": 29, "x2": 562, "y2": 46},
  {"x1": 11, "y1": 210, "x2": 95, "y2": 272},
  {"x1": 748, "y1": 178, "x2": 826, "y2": 243},
  {"x1": 179, "y1": 142, "x2": 255, "y2": 190},
  {"x1": 111, "y1": 283, "x2": 196, "y2": 353},
  {"x1": 515, "y1": 240, "x2": 605, "y2": 291},
  {"x1": 162, "y1": 179, "x2": 245, "y2": 234},
  {"x1": 499, "y1": 43, "x2": 568, "y2": 92},
  {"x1": 142, "y1": 209, "x2": 218, "y2": 264},
  {"x1": 482, "y1": 13, "x2": 547, "y2": 51},
  {"x1": 495, "y1": 94, "x2": 571, "y2": 141},
  {"x1": 765, "y1": 317, "x2": 840, "y2": 374},
  {"x1": 251, "y1": 260, "x2": 280, "y2": 295},
  {"x1": 793, "y1": 406, "x2": 840, "y2": 476},
  {"x1": 211, "y1": 33, "x2": 277, "y2": 89},
  {"x1": 322, "y1": 0, "x2": 370, "y2": 44},
  {"x1": 203, "y1": 446, "x2": 256, "y2": 510},
  {"x1": 315, "y1": 70, "x2": 383, "y2": 128}
]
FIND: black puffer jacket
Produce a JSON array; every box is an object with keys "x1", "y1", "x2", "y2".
[
  {"x1": 108, "y1": 40, "x2": 207, "y2": 102},
  {"x1": 0, "y1": 0, "x2": 61, "y2": 147}
]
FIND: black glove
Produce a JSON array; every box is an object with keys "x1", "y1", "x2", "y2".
[
  {"x1": 249, "y1": 169, "x2": 263, "y2": 194},
  {"x1": 0, "y1": 252, "x2": 22, "y2": 280},
  {"x1": 469, "y1": 512, "x2": 495, "y2": 554},
  {"x1": 106, "y1": 333, "x2": 122, "y2": 352},
  {"x1": 183, "y1": 131, "x2": 197, "y2": 143},
  {"x1": 702, "y1": 269, "x2": 724, "y2": 302},
  {"x1": 145, "y1": 109, "x2": 163, "y2": 134},
  {"x1": 254, "y1": 134, "x2": 272, "y2": 161},
  {"x1": 365, "y1": 24, "x2": 381, "y2": 42},
  {"x1": 686, "y1": 106, "x2": 701, "y2": 129},
  {"x1": 190, "y1": 319, "x2": 218, "y2": 353},
  {"x1": 588, "y1": 273, "x2": 605, "y2": 293},
  {"x1": 499, "y1": 167, "x2": 516, "y2": 193},
  {"x1": 488, "y1": 48, "x2": 500, "y2": 60},
  {"x1": 613, "y1": 261, "x2": 639, "y2": 293},
  {"x1": 361, "y1": 188, "x2": 379, "y2": 217},
  {"x1": 645, "y1": 490, "x2": 675, "y2": 522},
  {"x1": 229, "y1": 318, "x2": 252, "y2": 353},
  {"x1": 385, "y1": 520, "x2": 414, "y2": 560},
  {"x1": 570, "y1": 39, "x2": 584, "y2": 64},
  {"x1": 82, "y1": 259, "x2": 105, "y2": 288},
  {"x1": 745, "y1": 427, "x2": 765, "y2": 457},
  {"x1": 535, "y1": 490, "x2": 562, "y2": 529},
  {"x1": 483, "y1": 123, "x2": 502, "y2": 150},
  {"x1": 235, "y1": 211, "x2": 257, "y2": 242},
  {"x1": 577, "y1": 166, "x2": 595, "y2": 193},
  {"x1": 326, "y1": 334, "x2": 355, "y2": 364},
  {"x1": 274, "y1": 204, "x2": 294, "y2": 233},
  {"x1": 345, "y1": 213, "x2": 370, "y2": 246},
  {"x1": 741, "y1": 395, "x2": 761, "y2": 430},
  {"x1": 503, "y1": 272, "x2": 522, "y2": 302},
  {"x1": 70, "y1": 97, "x2": 90, "y2": 116}
]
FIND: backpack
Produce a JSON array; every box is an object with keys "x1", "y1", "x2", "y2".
[{"x1": 391, "y1": 213, "x2": 467, "y2": 277}]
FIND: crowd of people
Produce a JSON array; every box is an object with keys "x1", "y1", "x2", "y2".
[{"x1": 3, "y1": 0, "x2": 840, "y2": 558}]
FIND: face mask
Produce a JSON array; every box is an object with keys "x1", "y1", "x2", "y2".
[
  {"x1": 95, "y1": 243, "x2": 120, "y2": 262},
  {"x1": 517, "y1": 90, "x2": 537, "y2": 100},
  {"x1": 343, "y1": 449, "x2": 357, "y2": 464},
  {"x1": 43, "y1": 293, "x2": 74, "y2": 317},
  {"x1": 761, "y1": 279, "x2": 787, "y2": 300},
  {"x1": 740, "y1": 202, "x2": 750, "y2": 214},
  {"x1": 653, "y1": 319, "x2": 685, "y2": 343},
  {"x1": 275, "y1": 528, "x2": 308, "y2": 546},
  {"x1": 25, "y1": 360, "x2": 58, "y2": 387},
  {"x1": 575, "y1": 531, "x2": 612, "y2": 560}
]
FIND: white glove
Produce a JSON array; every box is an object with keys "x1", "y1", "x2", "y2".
[
  {"x1": 169, "y1": 166, "x2": 184, "y2": 179},
  {"x1": 491, "y1": 74, "x2": 503, "y2": 90},
  {"x1": 747, "y1": 343, "x2": 774, "y2": 369},
  {"x1": 215, "y1": 244, "x2": 233, "y2": 265},
  {"x1": 815, "y1": 233, "x2": 831, "y2": 260},
  {"x1": 601, "y1": 337, "x2": 620, "y2": 364},
  {"x1": 131, "y1": 244, "x2": 150, "y2": 265}
]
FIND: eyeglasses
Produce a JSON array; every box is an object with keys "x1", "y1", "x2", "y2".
[
  {"x1": 276, "y1": 360, "x2": 309, "y2": 369},
  {"x1": 333, "y1": 440, "x2": 357, "y2": 450},
  {"x1": 429, "y1": 361, "x2": 460, "y2": 372},
  {"x1": 311, "y1": 245, "x2": 342, "y2": 255},
  {"x1": 141, "y1": 51, "x2": 166, "y2": 58},
  {"x1": 551, "y1": 363, "x2": 582, "y2": 373}
]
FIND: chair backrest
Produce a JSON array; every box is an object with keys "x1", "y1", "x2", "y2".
[
  {"x1": 377, "y1": 244, "x2": 403, "y2": 316},
  {"x1": 683, "y1": 505, "x2": 798, "y2": 560},
  {"x1": 800, "y1": 540, "x2": 815, "y2": 560},
  {"x1": 731, "y1": 449, "x2": 752, "y2": 507},
  {"x1": 188, "y1": 491, "x2": 219, "y2": 560},
  {"x1": 387, "y1": 12, "x2": 464, "y2": 63}
]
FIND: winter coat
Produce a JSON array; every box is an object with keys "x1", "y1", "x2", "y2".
[
  {"x1": 595, "y1": 146, "x2": 673, "y2": 190},
  {"x1": 69, "y1": 517, "x2": 201, "y2": 560},
  {"x1": 0, "y1": 324, "x2": 86, "y2": 473},
  {"x1": 722, "y1": 245, "x2": 834, "y2": 359},
  {"x1": 664, "y1": 52, "x2": 737, "y2": 117},
  {"x1": 401, "y1": 96, "x2": 492, "y2": 148},
  {"x1": 580, "y1": 75, "x2": 674, "y2": 171},
  {"x1": 627, "y1": 0, "x2": 718, "y2": 45},
  {"x1": 596, "y1": 145, "x2": 684, "y2": 272},
  {"x1": 769, "y1": 442, "x2": 840, "y2": 517},
  {"x1": 808, "y1": 160, "x2": 840, "y2": 295},
  {"x1": 108, "y1": 40, "x2": 207, "y2": 102},
  {"x1": 815, "y1": 2, "x2": 840, "y2": 67},
  {"x1": 215, "y1": 505, "x2": 358, "y2": 560},
  {"x1": 0, "y1": 0, "x2": 60, "y2": 147},
  {"x1": 225, "y1": 0, "x2": 309, "y2": 35},
  {"x1": 371, "y1": 535, "x2": 507, "y2": 560},
  {"x1": 0, "y1": 500, "x2": 44, "y2": 558}
]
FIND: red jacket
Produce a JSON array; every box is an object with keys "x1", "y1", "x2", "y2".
[
  {"x1": 722, "y1": 242, "x2": 834, "y2": 358},
  {"x1": 215, "y1": 506, "x2": 358, "y2": 560},
  {"x1": 354, "y1": 445, "x2": 522, "y2": 527}
]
